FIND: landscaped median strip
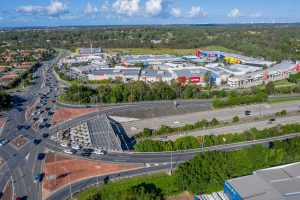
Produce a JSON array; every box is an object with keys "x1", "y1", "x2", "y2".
[
  {"x1": 268, "y1": 96, "x2": 300, "y2": 104},
  {"x1": 134, "y1": 123, "x2": 300, "y2": 152}
]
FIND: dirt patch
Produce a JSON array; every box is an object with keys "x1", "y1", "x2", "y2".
[
  {"x1": 0, "y1": 159, "x2": 3, "y2": 167},
  {"x1": 11, "y1": 135, "x2": 29, "y2": 149},
  {"x1": 0, "y1": 118, "x2": 6, "y2": 127},
  {"x1": 42, "y1": 153, "x2": 143, "y2": 199},
  {"x1": 167, "y1": 191, "x2": 194, "y2": 200},
  {"x1": 45, "y1": 152, "x2": 73, "y2": 164},
  {"x1": 1, "y1": 181, "x2": 12, "y2": 200},
  {"x1": 51, "y1": 108, "x2": 98, "y2": 125}
]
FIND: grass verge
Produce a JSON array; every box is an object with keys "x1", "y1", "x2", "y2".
[
  {"x1": 75, "y1": 173, "x2": 177, "y2": 200},
  {"x1": 104, "y1": 46, "x2": 241, "y2": 55},
  {"x1": 269, "y1": 96, "x2": 300, "y2": 104}
]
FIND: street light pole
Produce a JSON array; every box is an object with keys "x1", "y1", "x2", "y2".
[
  {"x1": 170, "y1": 143, "x2": 173, "y2": 175},
  {"x1": 61, "y1": 167, "x2": 72, "y2": 199}
]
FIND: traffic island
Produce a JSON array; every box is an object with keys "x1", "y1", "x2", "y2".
[
  {"x1": 42, "y1": 152, "x2": 143, "y2": 199},
  {"x1": 0, "y1": 118, "x2": 6, "y2": 135},
  {"x1": 1, "y1": 181, "x2": 12, "y2": 200},
  {"x1": 11, "y1": 135, "x2": 29, "y2": 149},
  {"x1": 51, "y1": 107, "x2": 98, "y2": 125}
]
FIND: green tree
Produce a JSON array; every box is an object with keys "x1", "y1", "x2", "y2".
[
  {"x1": 232, "y1": 116, "x2": 240, "y2": 123},
  {"x1": 265, "y1": 81, "x2": 275, "y2": 95}
]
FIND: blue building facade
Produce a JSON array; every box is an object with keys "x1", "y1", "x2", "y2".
[{"x1": 224, "y1": 181, "x2": 242, "y2": 200}]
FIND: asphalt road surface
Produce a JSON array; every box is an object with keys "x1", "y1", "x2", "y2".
[
  {"x1": 121, "y1": 100, "x2": 300, "y2": 135},
  {"x1": 158, "y1": 115, "x2": 300, "y2": 141}
]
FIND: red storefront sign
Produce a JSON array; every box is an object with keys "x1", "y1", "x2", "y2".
[
  {"x1": 263, "y1": 71, "x2": 269, "y2": 80},
  {"x1": 178, "y1": 76, "x2": 186, "y2": 84},
  {"x1": 189, "y1": 77, "x2": 200, "y2": 83}
]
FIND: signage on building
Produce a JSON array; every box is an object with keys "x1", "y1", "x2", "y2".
[{"x1": 189, "y1": 77, "x2": 200, "y2": 83}]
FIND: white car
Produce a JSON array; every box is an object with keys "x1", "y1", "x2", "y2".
[
  {"x1": 71, "y1": 144, "x2": 81, "y2": 150},
  {"x1": 60, "y1": 143, "x2": 69, "y2": 148},
  {"x1": 174, "y1": 121, "x2": 180, "y2": 124},
  {"x1": 0, "y1": 139, "x2": 9, "y2": 147},
  {"x1": 131, "y1": 127, "x2": 138, "y2": 131},
  {"x1": 64, "y1": 149, "x2": 76, "y2": 154},
  {"x1": 94, "y1": 150, "x2": 107, "y2": 155}
]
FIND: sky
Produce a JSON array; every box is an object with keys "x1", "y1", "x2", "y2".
[{"x1": 0, "y1": 0, "x2": 299, "y2": 27}]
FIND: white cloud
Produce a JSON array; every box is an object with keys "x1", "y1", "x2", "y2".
[
  {"x1": 187, "y1": 6, "x2": 207, "y2": 18},
  {"x1": 59, "y1": 14, "x2": 76, "y2": 20},
  {"x1": 84, "y1": 2, "x2": 98, "y2": 15},
  {"x1": 47, "y1": 0, "x2": 68, "y2": 16},
  {"x1": 102, "y1": 0, "x2": 110, "y2": 12},
  {"x1": 145, "y1": 0, "x2": 163, "y2": 16},
  {"x1": 112, "y1": 0, "x2": 140, "y2": 16},
  {"x1": 228, "y1": 8, "x2": 241, "y2": 18},
  {"x1": 251, "y1": 12, "x2": 262, "y2": 18},
  {"x1": 170, "y1": 8, "x2": 181, "y2": 17},
  {"x1": 16, "y1": 5, "x2": 45, "y2": 14},
  {"x1": 16, "y1": 0, "x2": 68, "y2": 16}
]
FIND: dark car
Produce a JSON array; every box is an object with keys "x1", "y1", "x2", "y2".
[
  {"x1": 82, "y1": 148, "x2": 94, "y2": 153},
  {"x1": 37, "y1": 153, "x2": 45, "y2": 160},
  {"x1": 17, "y1": 107, "x2": 24, "y2": 112},
  {"x1": 33, "y1": 139, "x2": 41, "y2": 145},
  {"x1": 269, "y1": 118, "x2": 276, "y2": 122},
  {"x1": 42, "y1": 133, "x2": 49, "y2": 138},
  {"x1": 22, "y1": 125, "x2": 30, "y2": 130},
  {"x1": 245, "y1": 110, "x2": 251, "y2": 116},
  {"x1": 16, "y1": 125, "x2": 24, "y2": 130},
  {"x1": 81, "y1": 152, "x2": 91, "y2": 157}
]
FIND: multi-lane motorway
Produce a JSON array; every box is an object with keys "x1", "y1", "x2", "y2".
[
  {"x1": 0, "y1": 55, "x2": 299, "y2": 200},
  {"x1": 0, "y1": 58, "x2": 61, "y2": 199}
]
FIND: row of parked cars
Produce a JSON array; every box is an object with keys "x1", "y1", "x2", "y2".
[{"x1": 60, "y1": 142, "x2": 107, "y2": 156}]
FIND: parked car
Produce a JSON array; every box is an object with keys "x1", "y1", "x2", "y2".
[
  {"x1": 60, "y1": 143, "x2": 69, "y2": 148},
  {"x1": 94, "y1": 150, "x2": 107, "y2": 155},
  {"x1": 269, "y1": 118, "x2": 276, "y2": 122},
  {"x1": 42, "y1": 133, "x2": 49, "y2": 138},
  {"x1": 82, "y1": 148, "x2": 94, "y2": 153},
  {"x1": 71, "y1": 144, "x2": 81, "y2": 150},
  {"x1": 81, "y1": 152, "x2": 91, "y2": 157},
  {"x1": 64, "y1": 149, "x2": 76, "y2": 154}
]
